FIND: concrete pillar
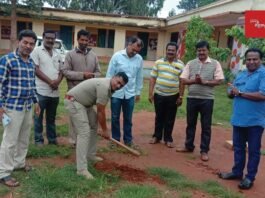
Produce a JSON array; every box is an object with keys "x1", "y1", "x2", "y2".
[
  {"x1": 32, "y1": 21, "x2": 44, "y2": 36},
  {"x1": 156, "y1": 31, "x2": 166, "y2": 59},
  {"x1": 114, "y1": 29, "x2": 126, "y2": 53},
  {"x1": 74, "y1": 25, "x2": 86, "y2": 47}
]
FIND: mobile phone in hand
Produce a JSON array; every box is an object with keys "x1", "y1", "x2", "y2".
[{"x1": 2, "y1": 113, "x2": 11, "y2": 127}]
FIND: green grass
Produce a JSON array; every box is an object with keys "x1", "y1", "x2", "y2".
[
  {"x1": 27, "y1": 144, "x2": 72, "y2": 158},
  {"x1": 0, "y1": 185, "x2": 10, "y2": 197},
  {"x1": 179, "y1": 191, "x2": 193, "y2": 198},
  {"x1": 114, "y1": 184, "x2": 161, "y2": 198},
  {"x1": 148, "y1": 168, "x2": 198, "y2": 191},
  {"x1": 149, "y1": 167, "x2": 244, "y2": 198},
  {"x1": 56, "y1": 124, "x2": 69, "y2": 137},
  {"x1": 14, "y1": 164, "x2": 119, "y2": 198},
  {"x1": 201, "y1": 180, "x2": 243, "y2": 198}
]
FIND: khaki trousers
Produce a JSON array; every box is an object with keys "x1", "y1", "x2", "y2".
[
  {"x1": 0, "y1": 108, "x2": 33, "y2": 179},
  {"x1": 64, "y1": 99, "x2": 97, "y2": 171}
]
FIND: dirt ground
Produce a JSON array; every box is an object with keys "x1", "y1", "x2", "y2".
[
  {"x1": 94, "y1": 111, "x2": 265, "y2": 198},
  {"x1": 31, "y1": 111, "x2": 265, "y2": 198}
]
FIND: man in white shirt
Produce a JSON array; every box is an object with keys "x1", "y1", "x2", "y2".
[{"x1": 31, "y1": 30, "x2": 63, "y2": 145}]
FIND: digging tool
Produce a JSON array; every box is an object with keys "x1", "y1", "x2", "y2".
[{"x1": 110, "y1": 138, "x2": 141, "y2": 156}]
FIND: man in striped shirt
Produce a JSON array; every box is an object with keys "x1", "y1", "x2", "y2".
[
  {"x1": 149, "y1": 42, "x2": 184, "y2": 148},
  {"x1": 0, "y1": 30, "x2": 40, "y2": 187}
]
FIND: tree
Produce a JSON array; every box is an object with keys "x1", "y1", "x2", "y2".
[
  {"x1": 68, "y1": 0, "x2": 165, "y2": 17},
  {"x1": 226, "y1": 26, "x2": 265, "y2": 62},
  {"x1": 177, "y1": 0, "x2": 217, "y2": 11},
  {"x1": 183, "y1": 16, "x2": 230, "y2": 63},
  {"x1": 0, "y1": 0, "x2": 43, "y2": 50},
  {"x1": 168, "y1": 8, "x2": 176, "y2": 17}
]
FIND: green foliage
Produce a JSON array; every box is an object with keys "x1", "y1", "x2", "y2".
[
  {"x1": 56, "y1": 124, "x2": 69, "y2": 137},
  {"x1": 67, "y1": 0, "x2": 165, "y2": 16},
  {"x1": 168, "y1": 8, "x2": 176, "y2": 17},
  {"x1": 16, "y1": 164, "x2": 119, "y2": 198},
  {"x1": 148, "y1": 167, "x2": 199, "y2": 190},
  {"x1": 0, "y1": 0, "x2": 44, "y2": 13},
  {"x1": 201, "y1": 180, "x2": 244, "y2": 198},
  {"x1": 177, "y1": 0, "x2": 218, "y2": 11},
  {"x1": 0, "y1": 185, "x2": 10, "y2": 197},
  {"x1": 27, "y1": 144, "x2": 72, "y2": 158},
  {"x1": 114, "y1": 184, "x2": 160, "y2": 198},
  {"x1": 183, "y1": 16, "x2": 230, "y2": 63},
  {"x1": 226, "y1": 26, "x2": 265, "y2": 61}
]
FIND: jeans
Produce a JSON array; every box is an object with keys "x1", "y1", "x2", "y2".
[
  {"x1": 185, "y1": 98, "x2": 214, "y2": 153},
  {"x1": 111, "y1": 96, "x2": 135, "y2": 144},
  {"x1": 232, "y1": 126, "x2": 264, "y2": 181},
  {"x1": 153, "y1": 93, "x2": 178, "y2": 142},
  {"x1": 34, "y1": 94, "x2": 59, "y2": 144}
]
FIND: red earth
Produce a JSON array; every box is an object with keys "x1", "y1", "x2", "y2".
[
  {"x1": 93, "y1": 111, "x2": 265, "y2": 198},
  {"x1": 25, "y1": 111, "x2": 265, "y2": 197}
]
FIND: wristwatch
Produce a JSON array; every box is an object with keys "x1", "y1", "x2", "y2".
[{"x1": 238, "y1": 90, "x2": 243, "y2": 96}]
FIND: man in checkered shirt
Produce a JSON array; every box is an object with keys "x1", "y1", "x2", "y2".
[{"x1": 0, "y1": 30, "x2": 40, "y2": 187}]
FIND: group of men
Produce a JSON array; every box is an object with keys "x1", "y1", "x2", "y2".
[
  {"x1": 0, "y1": 28, "x2": 264, "y2": 190},
  {"x1": 0, "y1": 29, "x2": 141, "y2": 186}
]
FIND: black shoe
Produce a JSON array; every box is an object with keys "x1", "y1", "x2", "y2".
[
  {"x1": 238, "y1": 178, "x2": 253, "y2": 190},
  {"x1": 218, "y1": 172, "x2": 242, "y2": 180}
]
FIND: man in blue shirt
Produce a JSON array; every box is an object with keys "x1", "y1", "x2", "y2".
[
  {"x1": 219, "y1": 48, "x2": 265, "y2": 190},
  {"x1": 106, "y1": 36, "x2": 143, "y2": 147},
  {"x1": 0, "y1": 30, "x2": 40, "y2": 187}
]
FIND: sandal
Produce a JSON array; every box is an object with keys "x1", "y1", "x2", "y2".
[
  {"x1": 149, "y1": 137, "x2": 160, "y2": 144},
  {"x1": 0, "y1": 176, "x2": 20, "y2": 187},
  {"x1": 165, "y1": 142, "x2": 175, "y2": 148}
]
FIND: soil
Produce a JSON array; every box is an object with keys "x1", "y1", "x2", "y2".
[
  {"x1": 94, "y1": 161, "x2": 164, "y2": 184},
  {"x1": 29, "y1": 111, "x2": 265, "y2": 197}
]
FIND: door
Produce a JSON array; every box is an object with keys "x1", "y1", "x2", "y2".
[
  {"x1": 60, "y1": 25, "x2": 73, "y2": 50},
  {"x1": 137, "y1": 32, "x2": 149, "y2": 59}
]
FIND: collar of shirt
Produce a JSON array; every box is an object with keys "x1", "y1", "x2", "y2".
[
  {"x1": 14, "y1": 49, "x2": 32, "y2": 63},
  {"x1": 75, "y1": 47, "x2": 91, "y2": 55},
  {"x1": 121, "y1": 49, "x2": 132, "y2": 58},
  {"x1": 163, "y1": 57, "x2": 179, "y2": 63},
  {"x1": 40, "y1": 45, "x2": 58, "y2": 56},
  {"x1": 197, "y1": 57, "x2": 211, "y2": 64}
]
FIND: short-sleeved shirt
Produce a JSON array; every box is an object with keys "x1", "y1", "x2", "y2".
[
  {"x1": 231, "y1": 66, "x2": 265, "y2": 127},
  {"x1": 67, "y1": 78, "x2": 111, "y2": 107},
  {"x1": 31, "y1": 45, "x2": 62, "y2": 97},
  {"x1": 150, "y1": 58, "x2": 184, "y2": 96}
]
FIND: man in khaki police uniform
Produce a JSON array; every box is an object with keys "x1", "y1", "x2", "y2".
[{"x1": 64, "y1": 72, "x2": 128, "y2": 179}]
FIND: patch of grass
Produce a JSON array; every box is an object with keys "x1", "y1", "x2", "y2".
[
  {"x1": 14, "y1": 164, "x2": 119, "y2": 198},
  {"x1": 179, "y1": 191, "x2": 193, "y2": 198},
  {"x1": 149, "y1": 167, "x2": 244, "y2": 198},
  {"x1": 201, "y1": 180, "x2": 244, "y2": 198},
  {"x1": 134, "y1": 80, "x2": 154, "y2": 112},
  {"x1": 114, "y1": 184, "x2": 160, "y2": 198},
  {"x1": 0, "y1": 185, "x2": 10, "y2": 197},
  {"x1": 148, "y1": 167, "x2": 198, "y2": 190},
  {"x1": 56, "y1": 124, "x2": 69, "y2": 137},
  {"x1": 27, "y1": 144, "x2": 72, "y2": 158},
  {"x1": 57, "y1": 79, "x2": 68, "y2": 117}
]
